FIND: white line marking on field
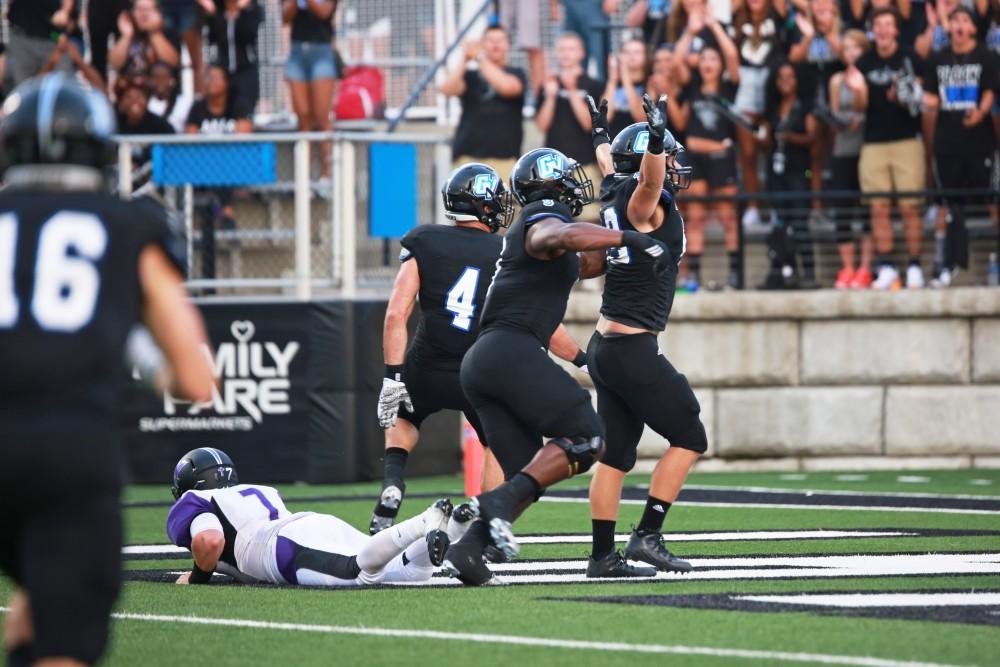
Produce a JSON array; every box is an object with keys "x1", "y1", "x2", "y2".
[
  {"x1": 538, "y1": 496, "x2": 1000, "y2": 515},
  {"x1": 780, "y1": 474, "x2": 809, "y2": 480},
  {"x1": 0, "y1": 607, "x2": 965, "y2": 667},
  {"x1": 897, "y1": 476, "x2": 931, "y2": 484},
  {"x1": 682, "y1": 484, "x2": 999, "y2": 501},
  {"x1": 970, "y1": 479, "x2": 994, "y2": 486},
  {"x1": 738, "y1": 592, "x2": 1000, "y2": 608},
  {"x1": 124, "y1": 545, "x2": 189, "y2": 555}
]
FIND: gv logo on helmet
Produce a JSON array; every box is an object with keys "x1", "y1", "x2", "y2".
[
  {"x1": 536, "y1": 153, "x2": 562, "y2": 179},
  {"x1": 471, "y1": 173, "x2": 497, "y2": 199},
  {"x1": 633, "y1": 130, "x2": 650, "y2": 153}
]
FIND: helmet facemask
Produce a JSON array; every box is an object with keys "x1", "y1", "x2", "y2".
[{"x1": 666, "y1": 151, "x2": 692, "y2": 190}]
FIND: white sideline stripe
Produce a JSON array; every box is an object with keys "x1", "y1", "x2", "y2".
[
  {"x1": 738, "y1": 592, "x2": 1000, "y2": 608},
  {"x1": 682, "y1": 484, "x2": 1000, "y2": 501},
  {"x1": 538, "y1": 496, "x2": 1000, "y2": 515},
  {"x1": 121, "y1": 530, "x2": 915, "y2": 555},
  {"x1": 0, "y1": 607, "x2": 963, "y2": 667}
]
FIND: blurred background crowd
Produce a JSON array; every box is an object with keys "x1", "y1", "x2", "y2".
[{"x1": 0, "y1": 0, "x2": 998, "y2": 291}]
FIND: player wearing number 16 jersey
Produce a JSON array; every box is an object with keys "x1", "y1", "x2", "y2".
[
  {"x1": 0, "y1": 74, "x2": 214, "y2": 667},
  {"x1": 168, "y1": 448, "x2": 453, "y2": 587}
]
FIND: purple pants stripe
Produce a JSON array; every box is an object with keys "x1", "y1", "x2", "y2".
[{"x1": 275, "y1": 536, "x2": 298, "y2": 585}]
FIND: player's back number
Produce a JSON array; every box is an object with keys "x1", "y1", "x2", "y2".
[
  {"x1": 445, "y1": 266, "x2": 481, "y2": 331},
  {"x1": 0, "y1": 211, "x2": 108, "y2": 332}
]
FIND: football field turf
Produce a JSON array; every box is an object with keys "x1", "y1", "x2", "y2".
[{"x1": 3, "y1": 469, "x2": 999, "y2": 666}]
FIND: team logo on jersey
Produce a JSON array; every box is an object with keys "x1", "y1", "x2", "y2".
[
  {"x1": 633, "y1": 130, "x2": 650, "y2": 153},
  {"x1": 471, "y1": 173, "x2": 497, "y2": 200},
  {"x1": 536, "y1": 153, "x2": 562, "y2": 179},
  {"x1": 142, "y1": 320, "x2": 301, "y2": 431}
]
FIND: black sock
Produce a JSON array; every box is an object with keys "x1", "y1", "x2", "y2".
[
  {"x1": 8, "y1": 645, "x2": 33, "y2": 667},
  {"x1": 637, "y1": 496, "x2": 671, "y2": 534},
  {"x1": 509, "y1": 472, "x2": 541, "y2": 504},
  {"x1": 591, "y1": 519, "x2": 616, "y2": 558},
  {"x1": 382, "y1": 447, "x2": 409, "y2": 490},
  {"x1": 908, "y1": 256, "x2": 921, "y2": 269},
  {"x1": 876, "y1": 254, "x2": 894, "y2": 269},
  {"x1": 688, "y1": 254, "x2": 701, "y2": 279},
  {"x1": 728, "y1": 251, "x2": 741, "y2": 275},
  {"x1": 460, "y1": 517, "x2": 491, "y2": 549}
]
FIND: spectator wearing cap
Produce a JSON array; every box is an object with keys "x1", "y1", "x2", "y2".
[
  {"x1": 536, "y1": 32, "x2": 605, "y2": 220},
  {"x1": 922, "y1": 5, "x2": 998, "y2": 286},
  {"x1": 440, "y1": 25, "x2": 526, "y2": 182},
  {"x1": 857, "y1": 7, "x2": 927, "y2": 289}
]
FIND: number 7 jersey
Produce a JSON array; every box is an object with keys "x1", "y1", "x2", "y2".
[{"x1": 399, "y1": 224, "x2": 503, "y2": 371}]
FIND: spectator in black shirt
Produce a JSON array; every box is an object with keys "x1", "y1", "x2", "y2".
[
  {"x1": 857, "y1": 7, "x2": 927, "y2": 289},
  {"x1": 665, "y1": 0, "x2": 722, "y2": 71},
  {"x1": 922, "y1": 6, "x2": 998, "y2": 285},
  {"x1": 670, "y1": 28, "x2": 743, "y2": 291},
  {"x1": 761, "y1": 62, "x2": 819, "y2": 287},
  {"x1": 116, "y1": 76, "x2": 174, "y2": 178},
  {"x1": 147, "y1": 60, "x2": 193, "y2": 132},
  {"x1": 603, "y1": 38, "x2": 649, "y2": 138},
  {"x1": 536, "y1": 33, "x2": 604, "y2": 221},
  {"x1": 204, "y1": 0, "x2": 263, "y2": 111},
  {"x1": 108, "y1": 0, "x2": 181, "y2": 80},
  {"x1": 440, "y1": 25, "x2": 526, "y2": 182},
  {"x1": 84, "y1": 0, "x2": 130, "y2": 83}
]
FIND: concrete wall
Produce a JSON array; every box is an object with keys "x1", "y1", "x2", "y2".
[{"x1": 562, "y1": 288, "x2": 1000, "y2": 465}]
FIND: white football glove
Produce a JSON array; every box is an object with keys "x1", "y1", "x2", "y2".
[{"x1": 377, "y1": 377, "x2": 413, "y2": 428}]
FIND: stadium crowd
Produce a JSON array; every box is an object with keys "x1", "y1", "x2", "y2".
[{"x1": 1, "y1": 0, "x2": 998, "y2": 290}]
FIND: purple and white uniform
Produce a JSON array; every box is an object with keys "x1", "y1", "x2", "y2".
[{"x1": 166, "y1": 484, "x2": 437, "y2": 587}]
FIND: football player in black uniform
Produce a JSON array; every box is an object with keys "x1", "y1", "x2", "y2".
[
  {"x1": 583, "y1": 93, "x2": 707, "y2": 578},
  {"x1": 442, "y1": 147, "x2": 675, "y2": 585},
  {"x1": 0, "y1": 74, "x2": 215, "y2": 667},
  {"x1": 371, "y1": 163, "x2": 588, "y2": 534}
]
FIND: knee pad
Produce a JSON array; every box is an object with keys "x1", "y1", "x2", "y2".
[
  {"x1": 674, "y1": 421, "x2": 708, "y2": 455},
  {"x1": 550, "y1": 436, "x2": 606, "y2": 476}
]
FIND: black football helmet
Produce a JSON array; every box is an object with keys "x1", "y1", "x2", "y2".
[
  {"x1": 171, "y1": 447, "x2": 239, "y2": 500},
  {"x1": 0, "y1": 72, "x2": 117, "y2": 171},
  {"x1": 441, "y1": 162, "x2": 515, "y2": 232},
  {"x1": 510, "y1": 147, "x2": 594, "y2": 217},
  {"x1": 611, "y1": 122, "x2": 692, "y2": 190}
]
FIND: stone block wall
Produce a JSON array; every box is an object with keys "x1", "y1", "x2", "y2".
[{"x1": 563, "y1": 288, "x2": 1000, "y2": 463}]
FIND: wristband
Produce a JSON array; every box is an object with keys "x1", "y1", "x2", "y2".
[
  {"x1": 646, "y1": 133, "x2": 665, "y2": 155},
  {"x1": 592, "y1": 132, "x2": 611, "y2": 149},
  {"x1": 384, "y1": 364, "x2": 405, "y2": 382},
  {"x1": 573, "y1": 350, "x2": 587, "y2": 368},
  {"x1": 189, "y1": 562, "x2": 213, "y2": 584}
]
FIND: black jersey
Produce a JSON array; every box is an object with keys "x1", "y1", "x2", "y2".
[
  {"x1": 599, "y1": 174, "x2": 685, "y2": 332},
  {"x1": 0, "y1": 189, "x2": 178, "y2": 437},
  {"x1": 479, "y1": 200, "x2": 579, "y2": 344},
  {"x1": 400, "y1": 223, "x2": 503, "y2": 371}
]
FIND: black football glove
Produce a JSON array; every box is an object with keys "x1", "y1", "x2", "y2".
[
  {"x1": 642, "y1": 93, "x2": 669, "y2": 155},
  {"x1": 586, "y1": 95, "x2": 611, "y2": 149},
  {"x1": 621, "y1": 230, "x2": 671, "y2": 275}
]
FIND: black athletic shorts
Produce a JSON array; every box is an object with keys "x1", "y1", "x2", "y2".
[
  {"x1": 0, "y1": 430, "x2": 123, "y2": 665},
  {"x1": 398, "y1": 352, "x2": 487, "y2": 446},
  {"x1": 687, "y1": 147, "x2": 738, "y2": 189},
  {"x1": 587, "y1": 331, "x2": 706, "y2": 472},
  {"x1": 460, "y1": 328, "x2": 604, "y2": 480}
]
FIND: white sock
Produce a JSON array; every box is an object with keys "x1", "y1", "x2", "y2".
[{"x1": 447, "y1": 515, "x2": 472, "y2": 542}]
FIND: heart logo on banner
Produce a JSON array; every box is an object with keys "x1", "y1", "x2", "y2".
[{"x1": 231, "y1": 320, "x2": 256, "y2": 343}]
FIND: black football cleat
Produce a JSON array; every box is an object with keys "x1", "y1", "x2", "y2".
[
  {"x1": 623, "y1": 529, "x2": 693, "y2": 573},
  {"x1": 484, "y1": 545, "x2": 510, "y2": 564},
  {"x1": 586, "y1": 551, "x2": 657, "y2": 578},
  {"x1": 440, "y1": 529, "x2": 494, "y2": 586},
  {"x1": 446, "y1": 502, "x2": 477, "y2": 542},
  {"x1": 470, "y1": 493, "x2": 520, "y2": 560},
  {"x1": 425, "y1": 529, "x2": 451, "y2": 567},
  {"x1": 369, "y1": 485, "x2": 403, "y2": 535}
]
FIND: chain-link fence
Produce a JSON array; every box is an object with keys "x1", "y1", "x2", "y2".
[{"x1": 116, "y1": 131, "x2": 451, "y2": 297}]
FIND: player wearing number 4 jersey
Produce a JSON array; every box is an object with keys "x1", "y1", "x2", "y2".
[
  {"x1": 371, "y1": 163, "x2": 589, "y2": 535},
  {"x1": 168, "y1": 448, "x2": 454, "y2": 586},
  {"x1": 444, "y1": 147, "x2": 677, "y2": 586},
  {"x1": 0, "y1": 74, "x2": 215, "y2": 667},
  {"x1": 584, "y1": 94, "x2": 707, "y2": 579}
]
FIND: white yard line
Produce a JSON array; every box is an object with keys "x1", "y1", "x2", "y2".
[
  {"x1": 681, "y1": 485, "x2": 1000, "y2": 501},
  {"x1": 0, "y1": 607, "x2": 967, "y2": 667},
  {"x1": 737, "y1": 592, "x2": 1000, "y2": 608},
  {"x1": 538, "y1": 496, "x2": 1000, "y2": 515}
]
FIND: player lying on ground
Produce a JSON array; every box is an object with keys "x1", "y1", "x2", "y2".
[
  {"x1": 584, "y1": 94, "x2": 706, "y2": 578},
  {"x1": 1, "y1": 74, "x2": 215, "y2": 667},
  {"x1": 372, "y1": 162, "x2": 590, "y2": 534},
  {"x1": 443, "y1": 146, "x2": 675, "y2": 586},
  {"x1": 167, "y1": 448, "x2": 455, "y2": 586}
]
